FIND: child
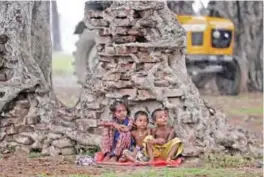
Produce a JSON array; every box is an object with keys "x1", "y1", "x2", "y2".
[
  {"x1": 122, "y1": 111, "x2": 151, "y2": 163},
  {"x1": 99, "y1": 100, "x2": 134, "y2": 162},
  {"x1": 144, "y1": 108, "x2": 183, "y2": 162}
]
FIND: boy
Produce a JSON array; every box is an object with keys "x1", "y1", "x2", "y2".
[
  {"x1": 121, "y1": 110, "x2": 151, "y2": 163},
  {"x1": 144, "y1": 108, "x2": 183, "y2": 162}
]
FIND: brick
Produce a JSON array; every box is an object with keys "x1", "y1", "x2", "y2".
[
  {"x1": 164, "y1": 88, "x2": 184, "y2": 97},
  {"x1": 137, "y1": 52, "x2": 159, "y2": 63},
  {"x1": 52, "y1": 138, "x2": 74, "y2": 148},
  {"x1": 95, "y1": 36, "x2": 112, "y2": 44},
  {"x1": 99, "y1": 56, "x2": 115, "y2": 62},
  {"x1": 98, "y1": 28, "x2": 112, "y2": 36},
  {"x1": 144, "y1": 63, "x2": 155, "y2": 70},
  {"x1": 104, "y1": 63, "x2": 117, "y2": 70},
  {"x1": 139, "y1": 47, "x2": 148, "y2": 52},
  {"x1": 85, "y1": 102, "x2": 101, "y2": 109},
  {"x1": 103, "y1": 73, "x2": 121, "y2": 81},
  {"x1": 85, "y1": 111, "x2": 97, "y2": 119},
  {"x1": 76, "y1": 119, "x2": 98, "y2": 132},
  {"x1": 137, "y1": 90, "x2": 155, "y2": 100},
  {"x1": 105, "y1": 46, "x2": 115, "y2": 54},
  {"x1": 120, "y1": 63, "x2": 133, "y2": 71},
  {"x1": 113, "y1": 36, "x2": 136, "y2": 44},
  {"x1": 115, "y1": 46, "x2": 128, "y2": 54},
  {"x1": 138, "y1": 9, "x2": 154, "y2": 17},
  {"x1": 137, "y1": 18, "x2": 157, "y2": 27},
  {"x1": 128, "y1": 46, "x2": 138, "y2": 53},
  {"x1": 113, "y1": 18, "x2": 133, "y2": 27},
  {"x1": 26, "y1": 116, "x2": 40, "y2": 125},
  {"x1": 120, "y1": 73, "x2": 131, "y2": 80},
  {"x1": 86, "y1": 10, "x2": 103, "y2": 18},
  {"x1": 113, "y1": 9, "x2": 130, "y2": 18},
  {"x1": 106, "y1": 80, "x2": 132, "y2": 88},
  {"x1": 89, "y1": 18, "x2": 109, "y2": 27},
  {"x1": 128, "y1": 28, "x2": 142, "y2": 35},
  {"x1": 132, "y1": 76, "x2": 146, "y2": 89},
  {"x1": 14, "y1": 135, "x2": 33, "y2": 145},
  {"x1": 114, "y1": 27, "x2": 128, "y2": 35},
  {"x1": 154, "y1": 80, "x2": 170, "y2": 87}
]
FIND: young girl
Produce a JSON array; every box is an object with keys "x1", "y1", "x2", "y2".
[
  {"x1": 122, "y1": 111, "x2": 151, "y2": 163},
  {"x1": 99, "y1": 100, "x2": 134, "y2": 162}
]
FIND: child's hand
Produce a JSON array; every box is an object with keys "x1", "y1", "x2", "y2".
[
  {"x1": 119, "y1": 125, "x2": 129, "y2": 132},
  {"x1": 155, "y1": 138, "x2": 166, "y2": 145}
]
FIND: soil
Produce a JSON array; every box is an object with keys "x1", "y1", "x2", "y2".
[{"x1": 0, "y1": 75, "x2": 262, "y2": 177}]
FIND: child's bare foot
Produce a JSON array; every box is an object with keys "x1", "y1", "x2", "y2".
[
  {"x1": 118, "y1": 156, "x2": 127, "y2": 162},
  {"x1": 103, "y1": 155, "x2": 110, "y2": 162},
  {"x1": 109, "y1": 156, "x2": 117, "y2": 162},
  {"x1": 166, "y1": 157, "x2": 173, "y2": 163},
  {"x1": 135, "y1": 161, "x2": 148, "y2": 165}
]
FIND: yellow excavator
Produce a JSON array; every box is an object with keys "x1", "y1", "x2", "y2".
[{"x1": 74, "y1": 2, "x2": 244, "y2": 95}]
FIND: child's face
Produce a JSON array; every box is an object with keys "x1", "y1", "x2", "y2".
[
  {"x1": 114, "y1": 104, "x2": 127, "y2": 121},
  {"x1": 135, "y1": 115, "x2": 148, "y2": 130},
  {"x1": 154, "y1": 110, "x2": 168, "y2": 126}
]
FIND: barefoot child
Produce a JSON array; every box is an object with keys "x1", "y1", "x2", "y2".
[
  {"x1": 144, "y1": 108, "x2": 183, "y2": 162},
  {"x1": 122, "y1": 111, "x2": 151, "y2": 163},
  {"x1": 99, "y1": 100, "x2": 133, "y2": 162}
]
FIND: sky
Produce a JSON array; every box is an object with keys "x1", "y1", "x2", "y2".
[{"x1": 56, "y1": 0, "x2": 209, "y2": 55}]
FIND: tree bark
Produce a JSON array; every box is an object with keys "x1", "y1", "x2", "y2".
[
  {"x1": 167, "y1": 1, "x2": 194, "y2": 15},
  {"x1": 0, "y1": 1, "x2": 98, "y2": 155},
  {"x1": 51, "y1": 0, "x2": 62, "y2": 52},
  {"x1": 207, "y1": 1, "x2": 263, "y2": 92},
  {"x1": 0, "y1": 1, "x2": 53, "y2": 119}
]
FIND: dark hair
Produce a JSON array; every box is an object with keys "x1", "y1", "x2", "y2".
[
  {"x1": 134, "y1": 110, "x2": 149, "y2": 122},
  {"x1": 151, "y1": 108, "x2": 164, "y2": 122},
  {"x1": 109, "y1": 100, "x2": 130, "y2": 116}
]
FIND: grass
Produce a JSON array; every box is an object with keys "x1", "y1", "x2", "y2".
[
  {"x1": 202, "y1": 153, "x2": 255, "y2": 168},
  {"x1": 28, "y1": 152, "x2": 46, "y2": 159},
  {"x1": 52, "y1": 53, "x2": 74, "y2": 75},
  {"x1": 229, "y1": 107, "x2": 263, "y2": 116},
  {"x1": 118, "y1": 168, "x2": 260, "y2": 177},
  {"x1": 49, "y1": 168, "x2": 260, "y2": 177}
]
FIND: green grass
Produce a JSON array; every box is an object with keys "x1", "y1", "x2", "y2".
[
  {"x1": 229, "y1": 107, "x2": 263, "y2": 116},
  {"x1": 28, "y1": 152, "x2": 45, "y2": 159},
  {"x1": 68, "y1": 175, "x2": 91, "y2": 177},
  {"x1": 52, "y1": 53, "x2": 74, "y2": 75},
  {"x1": 202, "y1": 153, "x2": 255, "y2": 168},
  {"x1": 96, "y1": 168, "x2": 260, "y2": 177}
]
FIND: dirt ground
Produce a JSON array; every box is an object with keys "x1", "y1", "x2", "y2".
[{"x1": 0, "y1": 76, "x2": 262, "y2": 177}]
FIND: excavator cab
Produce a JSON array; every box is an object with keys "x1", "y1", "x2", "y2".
[{"x1": 177, "y1": 15, "x2": 242, "y2": 95}]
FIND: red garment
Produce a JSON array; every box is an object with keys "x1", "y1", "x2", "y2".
[{"x1": 100, "y1": 118, "x2": 133, "y2": 157}]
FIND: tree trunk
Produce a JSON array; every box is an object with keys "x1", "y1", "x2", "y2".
[
  {"x1": 0, "y1": 1, "x2": 98, "y2": 155},
  {"x1": 79, "y1": 1, "x2": 262, "y2": 158},
  {"x1": 207, "y1": 1, "x2": 263, "y2": 92},
  {"x1": 0, "y1": 1, "x2": 55, "y2": 152},
  {"x1": 167, "y1": 1, "x2": 194, "y2": 15},
  {"x1": 0, "y1": 1, "x2": 53, "y2": 120},
  {"x1": 51, "y1": 1, "x2": 62, "y2": 52}
]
